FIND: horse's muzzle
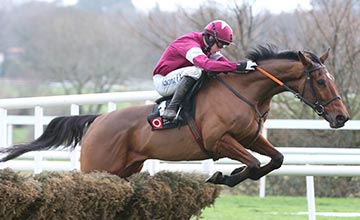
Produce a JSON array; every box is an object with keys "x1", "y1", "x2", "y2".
[{"x1": 330, "y1": 114, "x2": 349, "y2": 128}]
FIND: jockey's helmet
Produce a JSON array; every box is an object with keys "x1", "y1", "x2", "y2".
[{"x1": 203, "y1": 20, "x2": 233, "y2": 44}]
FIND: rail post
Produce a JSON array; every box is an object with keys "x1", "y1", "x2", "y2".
[
  {"x1": 34, "y1": 106, "x2": 43, "y2": 174},
  {"x1": 306, "y1": 175, "x2": 316, "y2": 220},
  {"x1": 70, "y1": 104, "x2": 80, "y2": 170},
  {"x1": 0, "y1": 108, "x2": 7, "y2": 169},
  {"x1": 0, "y1": 108, "x2": 7, "y2": 147},
  {"x1": 259, "y1": 127, "x2": 268, "y2": 198}
]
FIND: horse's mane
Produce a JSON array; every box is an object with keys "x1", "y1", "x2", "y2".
[{"x1": 246, "y1": 44, "x2": 322, "y2": 64}]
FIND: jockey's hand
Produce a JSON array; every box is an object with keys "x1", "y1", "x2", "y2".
[{"x1": 236, "y1": 61, "x2": 258, "y2": 73}]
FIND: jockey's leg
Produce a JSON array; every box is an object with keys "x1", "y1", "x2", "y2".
[
  {"x1": 153, "y1": 66, "x2": 202, "y2": 121},
  {"x1": 163, "y1": 76, "x2": 196, "y2": 120}
]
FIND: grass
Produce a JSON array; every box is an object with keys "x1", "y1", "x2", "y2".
[
  {"x1": 198, "y1": 195, "x2": 360, "y2": 220},
  {"x1": 12, "y1": 126, "x2": 32, "y2": 144}
]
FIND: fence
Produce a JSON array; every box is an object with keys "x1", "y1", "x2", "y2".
[{"x1": 0, "y1": 91, "x2": 359, "y2": 220}]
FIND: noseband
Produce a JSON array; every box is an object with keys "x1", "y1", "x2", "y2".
[
  {"x1": 298, "y1": 65, "x2": 341, "y2": 116},
  {"x1": 211, "y1": 65, "x2": 341, "y2": 147},
  {"x1": 256, "y1": 65, "x2": 341, "y2": 116}
]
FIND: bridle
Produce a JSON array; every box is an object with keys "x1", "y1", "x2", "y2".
[
  {"x1": 256, "y1": 65, "x2": 341, "y2": 116},
  {"x1": 188, "y1": 64, "x2": 342, "y2": 156},
  {"x1": 300, "y1": 65, "x2": 341, "y2": 115},
  {"x1": 210, "y1": 64, "x2": 341, "y2": 147}
]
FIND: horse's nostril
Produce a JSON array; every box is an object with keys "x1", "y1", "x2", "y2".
[{"x1": 336, "y1": 115, "x2": 349, "y2": 124}]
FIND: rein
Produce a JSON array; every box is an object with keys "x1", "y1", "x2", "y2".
[
  {"x1": 210, "y1": 64, "x2": 340, "y2": 147},
  {"x1": 185, "y1": 65, "x2": 341, "y2": 158},
  {"x1": 256, "y1": 66, "x2": 341, "y2": 116},
  {"x1": 212, "y1": 75, "x2": 268, "y2": 147}
]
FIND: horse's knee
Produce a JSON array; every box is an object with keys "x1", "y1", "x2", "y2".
[
  {"x1": 272, "y1": 153, "x2": 284, "y2": 169},
  {"x1": 247, "y1": 161, "x2": 261, "y2": 174},
  {"x1": 246, "y1": 161, "x2": 261, "y2": 180}
]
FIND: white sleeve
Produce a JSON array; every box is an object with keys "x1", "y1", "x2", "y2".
[{"x1": 185, "y1": 47, "x2": 205, "y2": 64}]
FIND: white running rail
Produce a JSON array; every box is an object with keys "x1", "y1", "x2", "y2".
[{"x1": 0, "y1": 91, "x2": 359, "y2": 220}]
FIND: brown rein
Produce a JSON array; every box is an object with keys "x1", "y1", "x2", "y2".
[
  {"x1": 186, "y1": 65, "x2": 341, "y2": 159},
  {"x1": 212, "y1": 74, "x2": 268, "y2": 148},
  {"x1": 256, "y1": 66, "x2": 341, "y2": 116}
]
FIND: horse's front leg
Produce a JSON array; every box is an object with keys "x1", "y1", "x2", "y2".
[
  {"x1": 206, "y1": 133, "x2": 261, "y2": 187},
  {"x1": 248, "y1": 134, "x2": 284, "y2": 180}
]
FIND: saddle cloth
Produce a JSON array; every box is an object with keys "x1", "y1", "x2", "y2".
[
  {"x1": 147, "y1": 72, "x2": 210, "y2": 130},
  {"x1": 147, "y1": 99, "x2": 190, "y2": 130}
]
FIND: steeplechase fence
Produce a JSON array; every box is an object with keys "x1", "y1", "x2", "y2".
[{"x1": 0, "y1": 91, "x2": 359, "y2": 220}]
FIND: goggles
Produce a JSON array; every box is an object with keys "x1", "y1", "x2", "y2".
[{"x1": 216, "y1": 41, "x2": 229, "y2": 49}]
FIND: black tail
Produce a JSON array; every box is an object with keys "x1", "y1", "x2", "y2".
[{"x1": 0, "y1": 114, "x2": 99, "y2": 162}]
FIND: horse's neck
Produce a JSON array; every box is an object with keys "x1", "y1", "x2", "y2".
[
  {"x1": 198, "y1": 60, "x2": 304, "y2": 115},
  {"x1": 250, "y1": 60, "x2": 304, "y2": 102}
]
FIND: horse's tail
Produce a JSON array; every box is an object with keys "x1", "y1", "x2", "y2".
[{"x1": 0, "y1": 114, "x2": 99, "y2": 162}]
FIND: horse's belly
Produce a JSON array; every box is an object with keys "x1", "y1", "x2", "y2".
[{"x1": 145, "y1": 131, "x2": 209, "y2": 161}]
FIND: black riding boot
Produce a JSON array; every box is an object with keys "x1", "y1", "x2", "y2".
[{"x1": 163, "y1": 76, "x2": 196, "y2": 121}]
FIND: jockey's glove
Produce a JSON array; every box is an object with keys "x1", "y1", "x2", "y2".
[{"x1": 236, "y1": 61, "x2": 258, "y2": 73}]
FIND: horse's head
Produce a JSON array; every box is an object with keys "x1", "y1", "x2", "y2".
[{"x1": 297, "y1": 50, "x2": 349, "y2": 128}]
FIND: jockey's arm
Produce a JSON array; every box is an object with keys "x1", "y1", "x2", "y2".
[{"x1": 185, "y1": 47, "x2": 237, "y2": 72}]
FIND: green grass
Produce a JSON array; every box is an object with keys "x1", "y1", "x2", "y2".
[
  {"x1": 198, "y1": 195, "x2": 360, "y2": 220},
  {"x1": 12, "y1": 126, "x2": 32, "y2": 144}
]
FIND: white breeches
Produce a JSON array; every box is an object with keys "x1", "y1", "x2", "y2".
[{"x1": 153, "y1": 66, "x2": 203, "y2": 96}]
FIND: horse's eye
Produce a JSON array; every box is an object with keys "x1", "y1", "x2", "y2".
[{"x1": 317, "y1": 79, "x2": 325, "y2": 86}]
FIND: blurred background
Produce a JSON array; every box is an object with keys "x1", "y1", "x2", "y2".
[{"x1": 0, "y1": 0, "x2": 359, "y2": 197}]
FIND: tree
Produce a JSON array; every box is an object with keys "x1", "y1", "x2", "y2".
[
  {"x1": 76, "y1": 0, "x2": 135, "y2": 13},
  {"x1": 268, "y1": 0, "x2": 360, "y2": 148},
  {"x1": 295, "y1": 0, "x2": 360, "y2": 118},
  {"x1": 9, "y1": 2, "x2": 149, "y2": 96},
  {"x1": 127, "y1": 0, "x2": 268, "y2": 61}
]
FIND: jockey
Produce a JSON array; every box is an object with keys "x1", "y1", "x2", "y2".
[{"x1": 153, "y1": 19, "x2": 257, "y2": 121}]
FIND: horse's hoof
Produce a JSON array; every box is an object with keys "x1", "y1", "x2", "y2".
[
  {"x1": 206, "y1": 171, "x2": 224, "y2": 184},
  {"x1": 230, "y1": 166, "x2": 246, "y2": 175}
]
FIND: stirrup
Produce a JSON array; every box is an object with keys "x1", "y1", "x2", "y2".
[
  {"x1": 163, "y1": 107, "x2": 182, "y2": 122},
  {"x1": 173, "y1": 107, "x2": 182, "y2": 122},
  {"x1": 163, "y1": 109, "x2": 177, "y2": 120}
]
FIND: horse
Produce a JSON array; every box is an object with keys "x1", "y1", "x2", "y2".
[{"x1": 0, "y1": 45, "x2": 349, "y2": 187}]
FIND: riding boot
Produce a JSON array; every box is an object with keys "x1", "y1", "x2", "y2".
[{"x1": 163, "y1": 76, "x2": 196, "y2": 121}]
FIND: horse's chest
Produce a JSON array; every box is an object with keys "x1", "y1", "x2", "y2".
[{"x1": 230, "y1": 114, "x2": 263, "y2": 141}]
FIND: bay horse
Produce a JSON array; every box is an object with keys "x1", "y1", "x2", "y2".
[{"x1": 0, "y1": 45, "x2": 349, "y2": 187}]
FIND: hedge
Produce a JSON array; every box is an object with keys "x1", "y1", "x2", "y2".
[{"x1": 0, "y1": 169, "x2": 220, "y2": 220}]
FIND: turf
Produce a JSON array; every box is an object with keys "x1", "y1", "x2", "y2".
[{"x1": 198, "y1": 195, "x2": 360, "y2": 220}]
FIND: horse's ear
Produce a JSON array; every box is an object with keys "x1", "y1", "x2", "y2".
[
  {"x1": 298, "y1": 51, "x2": 312, "y2": 67},
  {"x1": 319, "y1": 48, "x2": 330, "y2": 64}
]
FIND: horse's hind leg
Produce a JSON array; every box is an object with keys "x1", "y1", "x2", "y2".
[
  {"x1": 207, "y1": 134, "x2": 261, "y2": 187},
  {"x1": 248, "y1": 134, "x2": 284, "y2": 180}
]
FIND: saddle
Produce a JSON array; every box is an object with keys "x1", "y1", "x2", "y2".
[{"x1": 147, "y1": 73, "x2": 208, "y2": 130}]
